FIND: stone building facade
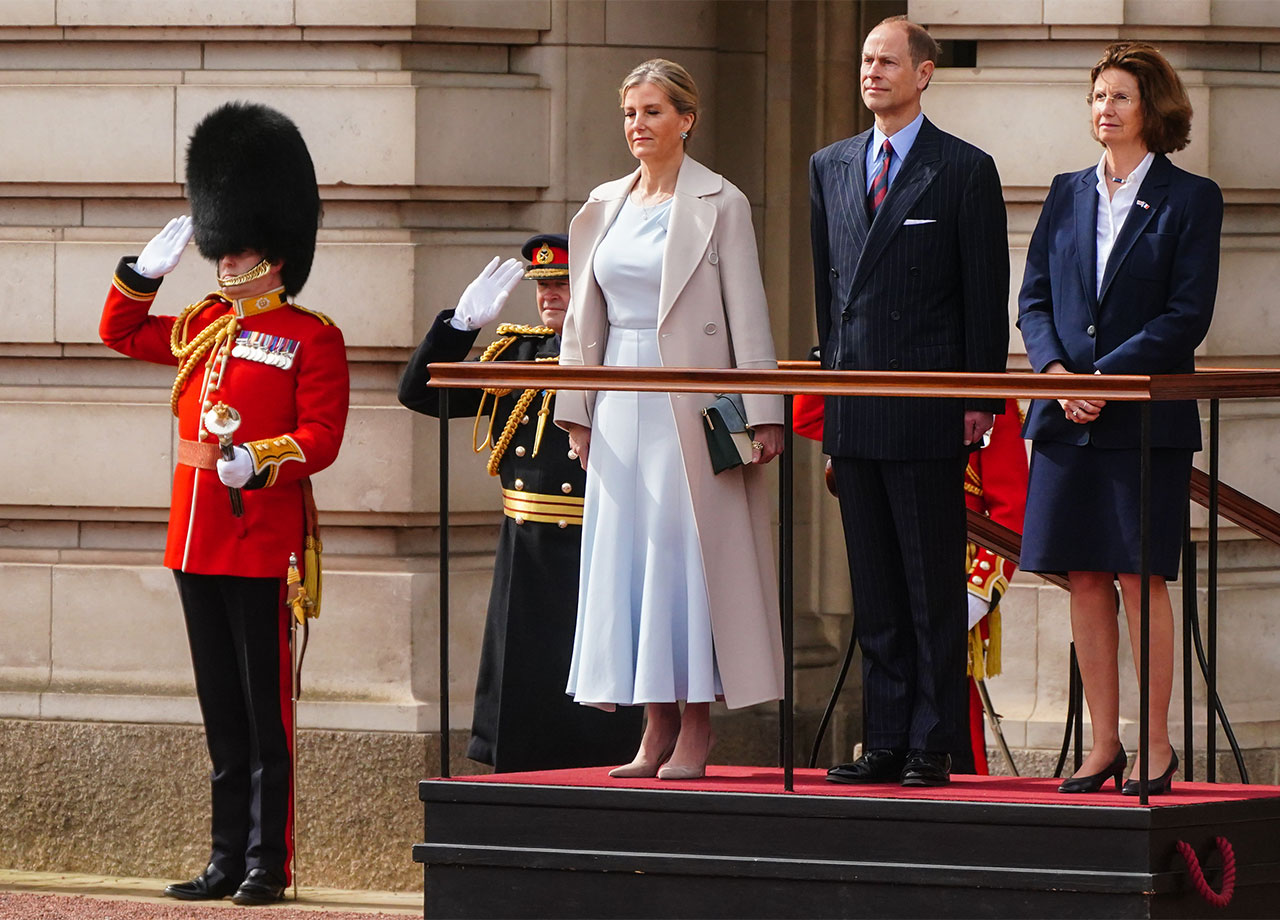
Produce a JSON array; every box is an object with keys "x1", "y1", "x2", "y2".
[{"x1": 1, "y1": 0, "x2": 1278, "y2": 892}]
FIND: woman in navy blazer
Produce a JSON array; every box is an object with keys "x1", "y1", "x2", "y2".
[{"x1": 1017, "y1": 42, "x2": 1222, "y2": 796}]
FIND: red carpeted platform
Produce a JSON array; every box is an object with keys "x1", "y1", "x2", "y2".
[
  {"x1": 452, "y1": 763, "x2": 1272, "y2": 808},
  {"x1": 415, "y1": 766, "x2": 1280, "y2": 919}
]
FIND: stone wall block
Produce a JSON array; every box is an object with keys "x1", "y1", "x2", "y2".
[
  {"x1": 303, "y1": 241, "x2": 415, "y2": 347},
  {"x1": 602, "y1": 0, "x2": 716, "y2": 48},
  {"x1": 0, "y1": 0, "x2": 52, "y2": 25},
  {"x1": 0, "y1": 86, "x2": 173, "y2": 183},
  {"x1": 295, "y1": 0, "x2": 415, "y2": 27},
  {"x1": 1044, "y1": 0, "x2": 1122, "y2": 24},
  {"x1": 1212, "y1": 0, "x2": 1280, "y2": 27},
  {"x1": 1125, "y1": 0, "x2": 1211, "y2": 26},
  {"x1": 414, "y1": 86, "x2": 551, "y2": 188},
  {"x1": 416, "y1": 0, "x2": 550, "y2": 31},
  {"x1": 0, "y1": 564, "x2": 52, "y2": 689},
  {"x1": 0, "y1": 401, "x2": 173, "y2": 507},
  {"x1": 177, "y1": 86, "x2": 417, "y2": 188},
  {"x1": 910, "y1": 0, "x2": 1044, "y2": 25},
  {"x1": 56, "y1": 0, "x2": 293, "y2": 26},
  {"x1": 0, "y1": 242, "x2": 55, "y2": 343},
  {"x1": 313, "y1": 405, "x2": 416, "y2": 514},
  {"x1": 50, "y1": 564, "x2": 193, "y2": 693}
]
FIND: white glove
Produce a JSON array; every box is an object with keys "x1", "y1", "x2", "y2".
[
  {"x1": 217, "y1": 445, "x2": 254, "y2": 488},
  {"x1": 449, "y1": 257, "x2": 525, "y2": 330},
  {"x1": 967, "y1": 592, "x2": 990, "y2": 631},
  {"x1": 133, "y1": 215, "x2": 195, "y2": 279}
]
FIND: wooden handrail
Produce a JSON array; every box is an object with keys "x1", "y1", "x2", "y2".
[
  {"x1": 1190, "y1": 468, "x2": 1280, "y2": 547},
  {"x1": 427, "y1": 362, "x2": 1280, "y2": 402}
]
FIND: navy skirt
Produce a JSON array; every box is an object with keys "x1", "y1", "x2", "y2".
[{"x1": 1020, "y1": 440, "x2": 1193, "y2": 580}]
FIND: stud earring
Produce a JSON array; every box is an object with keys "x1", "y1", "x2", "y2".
[{"x1": 680, "y1": 131, "x2": 688, "y2": 139}]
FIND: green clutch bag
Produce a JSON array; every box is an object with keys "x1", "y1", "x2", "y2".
[{"x1": 701, "y1": 393, "x2": 754, "y2": 474}]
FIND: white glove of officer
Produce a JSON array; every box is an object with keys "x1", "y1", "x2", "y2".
[
  {"x1": 217, "y1": 445, "x2": 254, "y2": 489},
  {"x1": 133, "y1": 215, "x2": 195, "y2": 279},
  {"x1": 967, "y1": 592, "x2": 990, "y2": 631},
  {"x1": 449, "y1": 257, "x2": 526, "y2": 331}
]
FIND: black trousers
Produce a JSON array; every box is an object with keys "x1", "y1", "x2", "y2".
[
  {"x1": 832, "y1": 456, "x2": 969, "y2": 757},
  {"x1": 173, "y1": 571, "x2": 292, "y2": 885}
]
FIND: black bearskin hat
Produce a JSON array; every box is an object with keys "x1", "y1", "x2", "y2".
[{"x1": 186, "y1": 101, "x2": 320, "y2": 297}]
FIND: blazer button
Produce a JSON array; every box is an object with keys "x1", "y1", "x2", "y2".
[
  {"x1": 514, "y1": 479, "x2": 524, "y2": 490},
  {"x1": 561, "y1": 482, "x2": 573, "y2": 494},
  {"x1": 704, "y1": 323, "x2": 718, "y2": 335},
  {"x1": 708, "y1": 252, "x2": 719, "y2": 265},
  {"x1": 1086, "y1": 324, "x2": 1096, "y2": 337},
  {"x1": 909, "y1": 267, "x2": 920, "y2": 276},
  {"x1": 890, "y1": 311, "x2": 901, "y2": 320},
  {"x1": 830, "y1": 268, "x2": 839, "y2": 278},
  {"x1": 889, "y1": 358, "x2": 900, "y2": 369},
  {"x1": 515, "y1": 445, "x2": 526, "y2": 457}
]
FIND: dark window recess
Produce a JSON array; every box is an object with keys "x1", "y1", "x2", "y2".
[{"x1": 937, "y1": 39, "x2": 977, "y2": 68}]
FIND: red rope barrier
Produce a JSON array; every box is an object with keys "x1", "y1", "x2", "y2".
[{"x1": 1176, "y1": 836, "x2": 1236, "y2": 908}]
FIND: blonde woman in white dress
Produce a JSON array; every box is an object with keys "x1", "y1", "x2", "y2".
[{"x1": 556, "y1": 59, "x2": 785, "y2": 780}]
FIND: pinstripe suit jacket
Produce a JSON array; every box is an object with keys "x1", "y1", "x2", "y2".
[{"x1": 810, "y1": 118, "x2": 1010, "y2": 460}]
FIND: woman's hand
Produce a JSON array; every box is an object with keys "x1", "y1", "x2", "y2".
[
  {"x1": 750, "y1": 423, "x2": 784, "y2": 464},
  {"x1": 564, "y1": 423, "x2": 591, "y2": 471},
  {"x1": 1046, "y1": 361, "x2": 1106, "y2": 424}
]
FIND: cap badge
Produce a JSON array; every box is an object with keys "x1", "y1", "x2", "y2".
[{"x1": 535, "y1": 244, "x2": 555, "y2": 265}]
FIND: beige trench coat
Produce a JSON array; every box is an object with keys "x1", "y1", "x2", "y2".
[{"x1": 555, "y1": 155, "x2": 785, "y2": 710}]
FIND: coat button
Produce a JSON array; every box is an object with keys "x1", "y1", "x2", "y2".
[
  {"x1": 980, "y1": 560, "x2": 992, "y2": 571},
  {"x1": 708, "y1": 252, "x2": 719, "y2": 265},
  {"x1": 972, "y1": 575, "x2": 983, "y2": 585},
  {"x1": 561, "y1": 483, "x2": 572, "y2": 494},
  {"x1": 521, "y1": 415, "x2": 529, "y2": 424},
  {"x1": 515, "y1": 515, "x2": 525, "y2": 525},
  {"x1": 515, "y1": 446, "x2": 526, "y2": 457},
  {"x1": 889, "y1": 358, "x2": 900, "y2": 369},
  {"x1": 830, "y1": 268, "x2": 839, "y2": 278},
  {"x1": 567, "y1": 449, "x2": 578, "y2": 460},
  {"x1": 909, "y1": 266, "x2": 920, "y2": 276},
  {"x1": 1086, "y1": 324, "x2": 1096, "y2": 337},
  {"x1": 890, "y1": 311, "x2": 900, "y2": 320},
  {"x1": 514, "y1": 479, "x2": 524, "y2": 490},
  {"x1": 558, "y1": 520, "x2": 568, "y2": 529},
  {"x1": 704, "y1": 323, "x2": 717, "y2": 335}
]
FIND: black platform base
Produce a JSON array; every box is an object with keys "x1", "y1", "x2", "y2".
[{"x1": 414, "y1": 769, "x2": 1280, "y2": 919}]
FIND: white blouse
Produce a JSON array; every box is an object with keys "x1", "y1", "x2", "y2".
[{"x1": 1094, "y1": 150, "x2": 1155, "y2": 298}]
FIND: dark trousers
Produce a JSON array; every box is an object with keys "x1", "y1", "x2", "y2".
[
  {"x1": 832, "y1": 456, "x2": 969, "y2": 755},
  {"x1": 174, "y1": 571, "x2": 292, "y2": 885}
]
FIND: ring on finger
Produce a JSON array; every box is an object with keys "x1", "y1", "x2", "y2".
[{"x1": 751, "y1": 440, "x2": 765, "y2": 452}]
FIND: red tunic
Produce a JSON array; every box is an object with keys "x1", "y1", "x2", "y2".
[{"x1": 100, "y1": 260, "x2": 349, "y2": 578}]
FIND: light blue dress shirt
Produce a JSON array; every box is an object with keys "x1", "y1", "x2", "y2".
[{"x1": 866, "y1": 111, "x2": 925, "y2": 194}]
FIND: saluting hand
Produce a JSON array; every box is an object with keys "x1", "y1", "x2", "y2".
[
  {"x1": 450, "y1": 257, "x2": 526, "y2": 331},
  {"x1": 134, "y1": 215, "x2": 194, "y2": 279}
]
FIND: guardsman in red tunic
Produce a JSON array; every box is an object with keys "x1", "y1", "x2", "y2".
[
  {"x1": 98, "y1": 102, "x2": 348, "y2": 906},
  {"x1": 793, "y1": 394, "x2": 1026, "y2": 775}
]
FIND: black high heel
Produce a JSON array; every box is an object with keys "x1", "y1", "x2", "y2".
[
  {"x1": 1122, "y1": 748, "x2": 1178, "y2": 796},
  {"x1": 1058, "y1": 747, "x2": 1127, "y2": 793}
]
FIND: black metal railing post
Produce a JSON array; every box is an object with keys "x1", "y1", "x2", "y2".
[
  {"x1": 438, "y1": 390, "x2": 451, "y2": 778},
  {"x1": 1182, "y1": 525, "x2": 1196, "y2": 783},
  {"x1": 1139, "y1": 402, "x2": 1152, "y2": 804},
  {"x1": 780, "y1": 394, "x2": 795, "y2": 792}
]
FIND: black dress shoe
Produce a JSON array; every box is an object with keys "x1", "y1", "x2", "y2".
[
  {"x1": 900, "y1": 750, "x2": 951, "y2": 787},
  {"x1": 1122, "y1": 748, "x2": 1179, "y2": 796},
  {"x1": 1058, "y1": 747, "x2": 1127, "y2": 794},
  {"x1": 826, "y1": 748, "x2": 906, "y2": 784},
  {"x1": 163, "y1": 864, "x2": 239, "y2": 901},
  {"x1": 231, "y1": 868, "x2": 287, "y2": 906}
]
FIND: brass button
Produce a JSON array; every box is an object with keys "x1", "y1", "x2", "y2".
[
  {"x1": 561, "y1": 483, "x2": 572, "y2": 494},
  {"x1": 515, "y1": 514, "x2": 524, "y2": 525},
  {"x1": 979, "y1": 560, "x2": 992, "y2": 571},
  {"x1": 971, "y1": 575, "x2": 983, "y2": 585},
  {"x1": 558, "y1": 520, "x2": 567, "y2": 529},
  {"x1": 521, "y1": 415, "x2": 530, "y2": 425},
  {"x1": 515, "y1": 446, "x2": 526, "y2": 457},
  {"x1": 568, "y1": 449, "x2": 578, "y2": 460},
  {"x1": 514, "y1": 479, "x2": 524, "y2": 490}
]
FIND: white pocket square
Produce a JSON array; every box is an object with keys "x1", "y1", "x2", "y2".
[{"x1": 903, "y1": 218, "x2": 936, "y2": 226}]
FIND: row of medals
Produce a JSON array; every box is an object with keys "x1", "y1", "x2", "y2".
[{"x1": 231, "y1": 330, "x2": 299, "y2": 369}]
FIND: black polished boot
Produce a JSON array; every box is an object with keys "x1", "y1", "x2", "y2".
[{"x1": 163, "y1": 863, "x2": 239, "y2": 901}]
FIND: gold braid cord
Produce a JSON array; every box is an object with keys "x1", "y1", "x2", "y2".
[
  {"x1": 473, "y1": 324, "x2": 559, "y2": 476},
  {"x1": 169, "y1": 296, "x2": 237, "y2": 417}
]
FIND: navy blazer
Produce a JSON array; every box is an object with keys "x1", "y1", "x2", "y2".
[
  {"x1": 811, "y1": 118, "x2": 1010, "y2": 461},
  {"x1": 1017, "y1": 154, "x2": 1223, "y2": 450}
]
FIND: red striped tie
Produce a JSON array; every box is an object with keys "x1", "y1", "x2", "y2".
[{"x1": 868, "y1": 139, "x2": 893, "y2": 215}]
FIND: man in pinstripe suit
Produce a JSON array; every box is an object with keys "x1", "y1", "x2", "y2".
[{"x1": 812, "y1": 16, "x2": 1009, "y2": 786}]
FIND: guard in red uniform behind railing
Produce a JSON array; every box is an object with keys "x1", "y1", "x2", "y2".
[{"x1": 98, "y1": 102, "x2": 349, "y2": 907}]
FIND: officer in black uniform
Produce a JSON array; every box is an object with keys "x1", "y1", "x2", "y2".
[{"x1": 399, "y1": 234, "x2": 643, "y2": 772}]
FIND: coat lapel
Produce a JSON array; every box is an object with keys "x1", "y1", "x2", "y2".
[
  {"x1": 1098, "y1": 154, "x2": 1170, "y2": 307},
  {"x1": 658, "y1": 157, "x2": 722, "y2": 325},
  {"x1": 848, "y1": 120, "x2": 940, "y2": 298},
  {"x1": 1073, "y1": 170, "x2": 1100, "y2": 319},
  {"x1": 837, "y1": 133, "x2": 871, "y2": 253}
]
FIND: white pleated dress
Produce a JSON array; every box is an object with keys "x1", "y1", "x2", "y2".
[{"x1": 565, "y1": 196, "x2": 723, "y2": 710}]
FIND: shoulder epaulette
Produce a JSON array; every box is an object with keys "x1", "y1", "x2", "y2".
[{"x1": 289, "y1": 303, "x2": 335, "y2": 326}]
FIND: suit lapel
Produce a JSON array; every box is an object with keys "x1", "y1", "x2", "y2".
[
  {"x1": 1098, "y1": 154, "x2": 1170, "y2": 307},
  {"x1": 1073, "y1": 170, "x2": 1100, "y2": 319},
  {"x1": 848, "y1": 121, "x2": 940, "y2": 298},
  {"x1": 837, "y1": 133, "x2": 871, "y2": 252}
]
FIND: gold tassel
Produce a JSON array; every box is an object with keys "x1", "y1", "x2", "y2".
[
  {"x1": 967, "y1": 625, "x2": 985, "y2": 680},
  {"x1": 302, "y1": 534, "x2": 322, "y2": 619},
  {"x1": 986, "y1": 605, "x2": 1002, "y2": 677},
  {"x1": 533, "y1": 389, "x2": 555, "y2": 457},
  {"x1": 286, "y1": 553, "x2": 308, "y2": 625}
]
